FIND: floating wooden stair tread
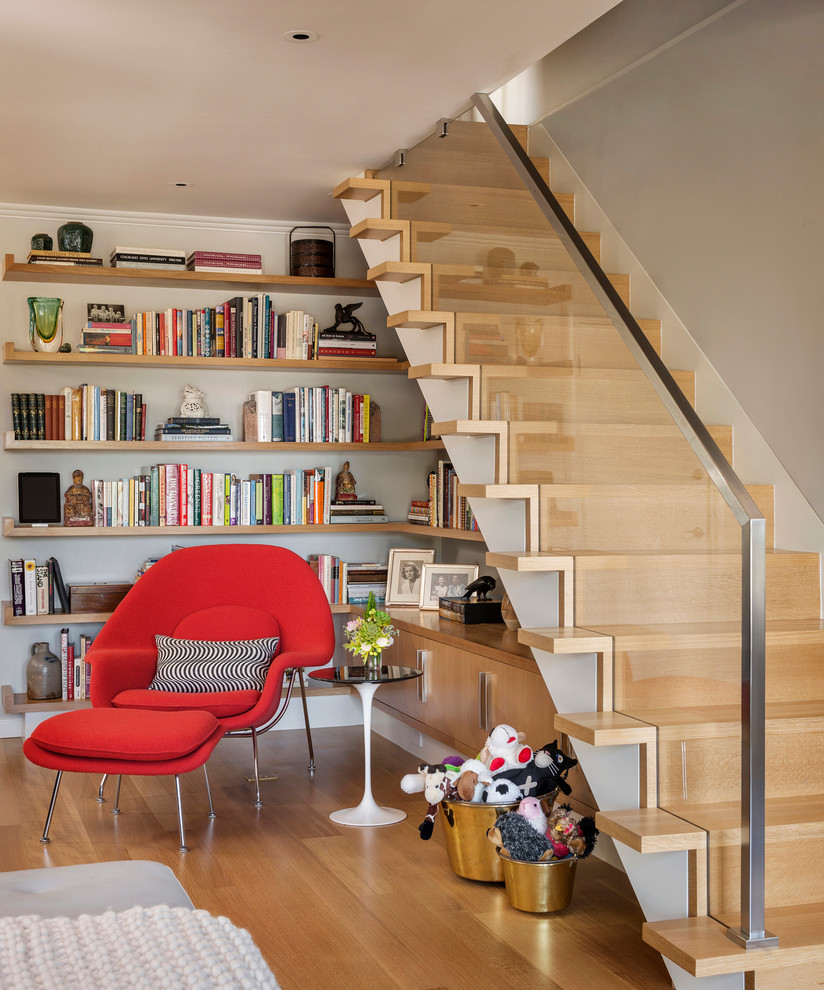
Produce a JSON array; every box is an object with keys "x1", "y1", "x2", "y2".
[
  {"x1": 349, "y1": 218, "x2": 409, "y2": 242},
  {"x1": 486, "y1": 550, "x2": 573, "y2": 572},
  {"x1": 432, "y1": 420, "x2": 506, "y2": 437},
  {"x1": 555, "y1": 710, "x2": 656, "y2": 747},
  {"x1": 636, "y1": 700, "x2": 824, "y2": 733},
  {"x1": 517, "y1": 625, "x2": 610, "y2": 654},
  {"x1": 332, "y1": 176, "x2": 390, "y2": 201},
  {"x1": 387, "y1": 310, "x2": 453, "y2": 330},
  {"x1": 676, "y1": 795, "x2": 824, "y2": 836},
  {"x1": 408, "y1": 363, "x2": 479, "y2": 381},
  {"x1": 596, "y1": 807, "x2": 707, "y2": 853},
  {"x1": 643, "y1": 905, "x2": 824, "y2": 978},
  {"x1": 367, "y1": 261, "x2": 430, "y2": 282}
]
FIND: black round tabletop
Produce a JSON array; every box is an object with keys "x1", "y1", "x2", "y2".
[{"x1": 309, "y1": 665, "x2": 422, "y2": 685}]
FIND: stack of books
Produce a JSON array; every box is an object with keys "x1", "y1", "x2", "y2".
[
  {"x1": 329, "y1": 498, "x2": 387, "y2": 524},
  {"x1": 345, "y1": 562, "x2": 389, "y2": 605},
  {"x1": 187, "y1": 251, "x2": 263, "y2": 274},
  {"x1": 79, "y1": 321, "x2": 134, "y2": 353},
  {"x1": 154, "y1": 417, "x2": 233, "y2": 442},
  {"x1": 27, "y1": 249, "x2": 103, "y2": 267},
  {"x1": 316, "y1": 327, "x2": 377, "y2": 358},
  {"x1": 407, "y1": 499, "x2": 431, "y2": 525},
  {"x1": 110, "y1": 246, "x2": 186, "y2": 270}
]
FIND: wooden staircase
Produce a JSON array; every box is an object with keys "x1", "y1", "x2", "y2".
[{"x1": 334, "y1": 117, "x2": 824, "y2": 989}]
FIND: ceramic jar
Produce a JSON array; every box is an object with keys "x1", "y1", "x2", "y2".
[
  {"x1": 27, "y1": 642, "x2": 62, "y2": 700},
  {"x1": 57, "y1": 220, "x2": 93, "y2": 253}
]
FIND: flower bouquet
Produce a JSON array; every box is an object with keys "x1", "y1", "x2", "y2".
[{"x1": 343, "y1": 591, "x2": 398, "y2": 670}]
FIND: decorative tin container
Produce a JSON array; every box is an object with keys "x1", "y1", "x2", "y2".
[
  {"x1": 289, "y1": 225, "x2": 335, "y2": 277},
  {"x1": 498, "y1": 850, "x2": 577, "y2": 913}
]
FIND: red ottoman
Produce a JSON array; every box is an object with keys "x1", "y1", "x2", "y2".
[{"x1": 24, "y1": 708, "x2": 226, "y2": 851}]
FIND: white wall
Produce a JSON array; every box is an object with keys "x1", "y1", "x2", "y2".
[
  {"x1": 530, "y1": 0, "x2": 824, "y2": 529},
  {"x1": 0, "y1": 205, "x2": 453, "y2": 736}
]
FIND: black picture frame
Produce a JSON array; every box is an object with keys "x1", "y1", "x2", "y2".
[{"x1": 17, "y1": 472, "x2": 61, "y2": 525}]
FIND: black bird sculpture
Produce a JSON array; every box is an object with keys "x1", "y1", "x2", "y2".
[{"x1": 462, "y1": 575, "x2": 497, "y2": 600}]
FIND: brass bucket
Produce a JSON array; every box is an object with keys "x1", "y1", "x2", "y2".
[
  {"x1": 499, "y1": 851, "x2": 577, "y2": 912},
  {"x1": 441, "y1": 790, "x2": 558, "y2": 883}
]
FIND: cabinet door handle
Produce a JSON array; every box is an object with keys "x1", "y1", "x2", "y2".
[
  {"x1": 416, "y1": 649, "x2": 430, "y2": 703},
  {"x1": 478, "y1": 671, "x2": 494, "y2": 731}
]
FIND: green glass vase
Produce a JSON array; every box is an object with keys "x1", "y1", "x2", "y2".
[
  {"x1": 28, "y1": 297, "x2": 64, "y2": 352},
  {"x1": 57, "y1": 220, "x2": 93, "y2": 253}
]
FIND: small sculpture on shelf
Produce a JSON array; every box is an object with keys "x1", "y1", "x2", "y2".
[
  {"x1": 180, "y1": 384, "x2": 209, "y2": 418},
  {"x1": 64, "y1": 469, "x2": 93, "y2": 527},
  {"x1": 462, "y1": 575, "x2": 497, "y2": 600},
  {"x1": 334, "y1": 461, "x2": 358, "y2": 502},
  {"x1": 323, "y1": 302, "x2": 370, "y2": 337}
]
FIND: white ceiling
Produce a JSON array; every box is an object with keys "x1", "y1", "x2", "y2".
[{"x1": 0, "y1": 0, "x2": 619, "y2": 224}]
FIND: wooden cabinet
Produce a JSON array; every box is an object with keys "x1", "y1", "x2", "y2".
[{"x1": 376, "y1": 611, "x2": 596, "y2": 811}]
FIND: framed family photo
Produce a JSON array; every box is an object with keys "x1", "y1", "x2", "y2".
[
  {"x1": 385, "y1": 548, "x2": 436, "y2": 606},
  {"x1": 419, "y1": 563, "x2": 479, "y2": 610}
]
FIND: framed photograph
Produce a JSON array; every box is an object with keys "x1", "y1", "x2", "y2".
[
  {"x1": 87, "y1": 302, "x2": 126, "y2": 323},
  {"x1": 385, "y1": 548, "x2": 436, "y2": 606},
  {"x1": 419, "y1": 563, "x2": 479, "y2": 610}
]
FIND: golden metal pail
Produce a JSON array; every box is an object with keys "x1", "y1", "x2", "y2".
[
  {"x1": 498, "y1": 851, "x2": 577, "y2": 912},
  {"x1": 441, "y1": 790, "x2": 558, "y2": 883}
]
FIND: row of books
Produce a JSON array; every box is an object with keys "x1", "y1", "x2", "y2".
[
  {"x1": 82, "y1": 464, "x2": 342, "y2": 527},
  {"x1": 307, "y1": 555, "x2": 388, "y2": 605},
  {"x1": 91, "y1": 301, "x2": 320, "y2": 360},
  {"x1": 60, "y1": 630, "x2": 93, "y2": 701},
  {"x1": 407, "y1": 460, "x2": 479, "y2": 531},
  {"x1": 9, "y1": 557, "x2": 69, "y2": 616},
  {"x1": 11, "y1": 389, "x2": 146, "y2": 442},
  {"x1": 246, "y1": 388, "x2": 374, "y2": 443}
]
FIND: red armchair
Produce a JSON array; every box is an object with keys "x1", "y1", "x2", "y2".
[{"x1": 86, "y1": 543, "x2": 335, "y2": 805}]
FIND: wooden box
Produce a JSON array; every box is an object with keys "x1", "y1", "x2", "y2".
[{"x1": 69, "y1": 583, "x2": 132, "y2": 613}]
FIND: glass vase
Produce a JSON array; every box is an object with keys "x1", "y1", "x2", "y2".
[
  {"x1": 364, "y1": 652, "x2": 382, "y2": 674},
  {"x1": 28, "y1": 297, "x2": 63, "y2": 352}
]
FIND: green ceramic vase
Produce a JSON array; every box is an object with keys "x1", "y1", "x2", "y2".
[
  {"x1": 28, "y1": 297, "x2": 64, "y2": 352},
  {"x1": 57, "y1": 220, "x2": 93, "y2": 253}
]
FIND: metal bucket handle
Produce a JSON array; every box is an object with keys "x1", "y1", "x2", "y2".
[{"x1": 289, "y1": 225, "x2": 336, "y2": 276}]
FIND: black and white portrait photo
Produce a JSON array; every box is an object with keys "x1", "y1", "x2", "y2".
[{"x1": 385, "y1": 548, "x2": 435, "y2": 606}]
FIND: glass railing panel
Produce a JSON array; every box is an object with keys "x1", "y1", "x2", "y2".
[{"x1": 380, "y1": 106, "x2": 762, "y2": 930}]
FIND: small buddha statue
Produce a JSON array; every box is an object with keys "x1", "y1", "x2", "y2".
[
  {"x1": 64, "y1": 469, "x2": 93, "y2": 526},
  {"x1": 334, "y1": 461, "x2": 357, "y2": 502}
]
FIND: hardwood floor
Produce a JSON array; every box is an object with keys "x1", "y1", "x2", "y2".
[{"x1": 0, "y1": 727, "x2": 673, "y2": 990}]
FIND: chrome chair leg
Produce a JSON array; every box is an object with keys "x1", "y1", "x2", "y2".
[
  {"x1": 96, "y1": 773, "x2": 108, "y2": 803},
  {"x1": 40, "y1": 770, "x2": 63, "y2": 844},
  {"x1": 203, "y1": 764, "x2": 216, "y2": 818},
  {"x1": 251, "y1": 727, "x2": 262, "y2": 808},
  {"x1": 298, "y1": 668, "x2": 316, "y2": 773},
  {"x1": 174, "y1": 775, "x2": 188, "y2": 852},
  {"x1": 111, "y1": 774, "x2": 122, "y2": 815}
]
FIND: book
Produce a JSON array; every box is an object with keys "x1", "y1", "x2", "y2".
[
  {"x1": 329, "y1": 513, "x2": 388, "y2": 523},
  {"x1": 27, "y1": 257, "x2": 104, "y2": 266},
  {"x1": 438, "y1": 596, "x2": 504, "y2": 624},
  {"x1": 110, "y1": 253, "x2": 186, "y2": 264},
  {"x1": 77, "y1": 344, "x2": 135, "y2": 353},
  {"x1": 155, "y1": 433, "x2": 233, "y2": 441},
  {"x1": 9, "y1": 560, "x2": 24, "y2": 616},
  {"x1": 35, "y1": 564, "x2": 49, "y2": 614},
  {"x1": 23, "y1": 559, "x2": 37, "y2": 616},
  {"x1": 82, "y1": 330, "x2": 133, "y2": 346},
  {"x1": 109, "y1": 260, "x2": 187, "y2": 270},
  {"x1": 28, "y1": 249, "x2": 92, "y2": 259},
  {"x1": 187, "y1": 251, "x2": 262, "y2": 264},
  {"x1": 113, "y1": 245, "x2": 185, "y2": 257},
  {"x1": 85, "y1": 321, "x2": 131, "y2": 329},
  {"x1": 187, "y1": 265, "x2": 264, "y2": 274}
]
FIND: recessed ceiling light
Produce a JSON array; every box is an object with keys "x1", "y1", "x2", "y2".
[
  {"x1": 283, "y1": 29, "x2": 319, "y2": 42},
  {"x1": 169, "y1": 181, "x2": 192, "y2": 188}
]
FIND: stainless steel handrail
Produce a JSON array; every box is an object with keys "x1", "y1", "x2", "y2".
[{"x1": 471, "y1": 91, "x2": 775, "y2": 949}]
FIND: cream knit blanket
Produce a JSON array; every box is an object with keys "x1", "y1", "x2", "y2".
[{"x1": 0, "y1": 904, "x2": 280, "y2": 989}]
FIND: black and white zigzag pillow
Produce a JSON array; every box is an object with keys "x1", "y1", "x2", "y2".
[{"x1": 149, "y1": 635, "x2": 280, "y2": 693}]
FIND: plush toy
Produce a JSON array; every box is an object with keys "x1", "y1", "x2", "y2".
[
  {"x1": 517, "y1": 796, "x2": 548, "y2": 835},
  {"x1": 546, "y1": 803, "x2": 599, "y2": 859},
  {"x1": 534, "y1": 740, "x2": 577, "y2": 796},
  {"x1": 482, "y1": 777, "x2": 523, "y2": 804},
  {"x1": 479, "y1": 723, "x2": 533, "y2": 774},
  {"x1": 400, "y1": 758, "x2": 463, "y2": 839},
  {"x1": 454, "y1": 758, "x2": 494, "y2": 802},
  {"x1": 487, "y1": 811, "x2": 553, "y2": 862}
]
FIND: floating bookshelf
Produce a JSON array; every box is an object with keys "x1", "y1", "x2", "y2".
[
  {"x1": 1, "y1": 683, "x2": 91, "y2": 714},
  {"x1": 2, "y1": 342, "x2": 406, "y2": 373},
  {"x1": 1, "y1": 517, "x2": 484, "y2": 541},
  {"x1": 2, "y1": 254, "x2": 379, "y2": 295},
  {"x1": 2, "y1": 431, "x2": 444, "y2": 453}
]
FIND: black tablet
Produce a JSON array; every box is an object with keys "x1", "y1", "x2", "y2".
[{"x1": 18, "y1": 472, "x2": 62, "y2": 525}]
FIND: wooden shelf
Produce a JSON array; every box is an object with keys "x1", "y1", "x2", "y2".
[
  {"x1": 2, "y1": 431, "x2": 444, "y2": 453},
  {"x1": 2, "y1": 342, "x2": 406, "y2": 373},
  {"x1": 1, "y1": 517, "x2": 484, "y2": 541},
  {"x1": 2, "y1": 601, "x2": 352, "y2": 626},
  {"x1": 2, "y1": 683, "x2": 90, "y2": 714},
  {"x1": 2, "y1": 255, "x2": 378, "y2": 295}
]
